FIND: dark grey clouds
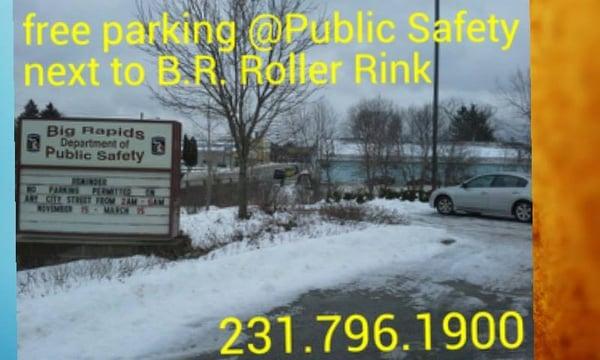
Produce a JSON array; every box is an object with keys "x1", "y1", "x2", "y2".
[{"x1": 14, "y1": 0, "x2": 530, "y2": 136}]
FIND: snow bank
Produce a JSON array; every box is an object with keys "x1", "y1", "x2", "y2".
[
  {"x1": 180, "y1": 206, "x2": 264, "y2": 248},
  {"x1": 367, "y1": 198, "x2": 432, "y2": 215},
  {"x1": 18, "y1": 224, "x2": 451, "y2": 359},
  {"x1": 180, "y1": 206, "x2": 362, "y2": 251}
]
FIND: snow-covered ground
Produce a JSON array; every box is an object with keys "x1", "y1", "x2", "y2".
[
  {"x1": 179, "y1": 206, "x2": 356, "y2": 251},
  {"x1": 17, "y1": 200, "x2": 531, "y2": 359}
]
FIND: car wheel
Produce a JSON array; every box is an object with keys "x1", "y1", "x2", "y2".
[
  {"x1": 435, "y1": 195, "x2": 454, "y2": 215},
  {"x1": 513, "y1": 201, "x2": 532, "y2": 222}
]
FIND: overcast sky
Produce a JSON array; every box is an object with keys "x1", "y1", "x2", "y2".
[{"x1": 14, "y1": 0, "x2": 530, "y2": 139}]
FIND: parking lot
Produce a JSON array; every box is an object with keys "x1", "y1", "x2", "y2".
[{"x1": 188, "y1": 211, "x2": 532, "y2": 360}]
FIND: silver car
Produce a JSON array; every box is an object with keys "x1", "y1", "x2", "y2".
[{"x1": 429, "y1": 172, "x2": 532, "y2": 222}]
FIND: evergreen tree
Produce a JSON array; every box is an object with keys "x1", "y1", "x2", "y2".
[
  {"x1": 39, "y1": 102, "x2": 62, "y2": 119},
  {"x1": 182, "y1": 135, "x2": 198, "y2": 170},
  {"x1": 182, "y1": 134, "x2": 190, "y2": 164},
  {"x1": 449, "y1": 104, "x2": 495, "y2": 142},
  {"x1": 189, "y1": 137, "x2": 198, "y2": 168},
  {"x1": 17, "y1": 99, "x2": 40, "y2": 120}
]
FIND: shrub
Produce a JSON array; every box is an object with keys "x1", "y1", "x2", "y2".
[
  {"x1": 385, "y1": 189, "x2": 402, "y2": 200},
  {"x1": 401, "y1": 190, "x2": 416, "y2": 201},
  {"x1": 419, "y1": 190, "x2": 432, "y2": 202},
  {"x1": 343, "y1": 192, "x2": 357, "y2": 201},
  {"x1": 378, "y1": 187, "x2": 397, "y2": 199},
  {"x1": 332, "y1": 191, "x2": 342, "y2": 203},
  {"x1": 366, "y1": 206, "x2": 410, "y2": 225},
  {"x1": 256, "y1": 181, "x2": 280, "y2": 214},
  {"x1": 18, "y1": 257, "x2": 168, "y2": 297},
  {"x1": 356, "y1": 193, "x2": 366, "y2": 204},
  {"x1": 319, "y1": 203, "x2": 409, "y2": 225},
  {"x1": 319, "y1": 203, "x2": 364, "y2": 223}
]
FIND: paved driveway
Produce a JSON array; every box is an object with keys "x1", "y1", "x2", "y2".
[{"x1": 186, "y1": 212, "x2": 532, "y2": 360}]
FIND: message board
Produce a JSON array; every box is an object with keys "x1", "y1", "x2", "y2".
[{"x1": 17, "y1": 118, "x2": 181, "y2": 242}]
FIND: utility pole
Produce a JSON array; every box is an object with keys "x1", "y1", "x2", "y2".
[
  {"x1": 205, "y1": 102, "x2": 213, "y2": 211},
  {"x1": 431, "y1": 0, "x2": 440, "y2": 190}
]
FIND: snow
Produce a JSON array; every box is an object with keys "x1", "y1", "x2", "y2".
[
  {"x1": 179, "y1": 205, "x2": 361, "y2": 251},
  {"x1": 350, "y1": 200, "x2": 532, "y2": 314},
  {"x1": 368, "y1": 198, "x2": 432, "y2": 215},
  {"x1": 18, "y1": 200, "x2": 531, "y2": 359},
  {"x1": 17, "y1": 256, "x2": 168, "y2": 299},
  {"x1": 19, "y1": 225, "x2": 450, "y2": 359},
  {"x1": 180, "y1": 206, "x2": 265, "y2": 248}
]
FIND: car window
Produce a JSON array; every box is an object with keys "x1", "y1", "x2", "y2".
[
  {"x1": 491, "y1": 175, "x2": 528, "y2": 188},
  {"x1": 464, "y1": 175, "x2": 495, "y2": 188}
]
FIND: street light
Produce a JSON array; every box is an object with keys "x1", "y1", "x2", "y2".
[{"x1": 431, "y1": 0, "x2": 440, "y2": 190}]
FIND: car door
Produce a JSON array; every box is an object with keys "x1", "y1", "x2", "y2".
[
  {"x1": 453, "y1": 175, "x2": 495, "y2": 211},
  {"x1": 488, "y1": 175, "x2": 529, "y2": 215}
]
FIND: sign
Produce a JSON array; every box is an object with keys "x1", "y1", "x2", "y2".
[
  {"x1": 19, "y1": 120, "x2": 174, "y2": 169},
  {"x1": 17, "y1": 118, "x2": 181, "y2": 242}
]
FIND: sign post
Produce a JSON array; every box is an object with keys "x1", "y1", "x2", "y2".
[{"x1": 16, "y1": 118, "x2": 182, "y2": 244}]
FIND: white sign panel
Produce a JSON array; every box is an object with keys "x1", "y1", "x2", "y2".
[
  {"x1": 19, "y1": 169, "x2": 172, "y2": 235},
  {"x1": 20, "y1": 119, "x2": 173, "y2": 169},
  {"x1": 17, "y1": 118, "x2": 181, "y2": 241}
]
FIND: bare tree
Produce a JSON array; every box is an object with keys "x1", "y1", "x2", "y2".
[
  {"x1": 185, "y1": 101, "x2": 227, "y2": 211},
  {"x1": 310, "y1": 100, "x2": 337, "y2": 199},
  {"x1": 439, "y1": 99, "x2": 476, "y2": 185},
  {"x1": 277, "y1": 107, "x2": 311, "y2": 147},
  {"x1": 348, "y1": 97, "x2": 401, "y2": 195},
  {"x1": 499, "y1": 68, "x2": 531, "y2": 122},
  {"x1": 137, "y1": 0, "x2": 321, "y2": 218},
  {"x1": 275, "y1": 99, "x2": 337, "y2": 199},
  {"x1": 440, "y1": 142, "x2": 475, "y2": 186},
  {"x1": 406, "y1": 104, "x2": 433, "y2": 187},
  {"x1": 320, "y1": 127, "x2": 336, "y2": 197},
  {"x1": 384, "y1": 112, "x2": 405, "y2": 183},
  {"x1": 498, "y1": 68, "x2": 532, "y2": 158},
  {"x1": 403, "y1": 100, "x2": 480, "y2": 188},
  {"x1": 386, "y1": 112, "x2": 411, "y2": 188}
]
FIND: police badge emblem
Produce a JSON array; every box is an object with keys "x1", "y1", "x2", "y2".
[
  {"x1": 26, "y1": 134, "x2": 41, "y2": 152},
  {"x1": 151, "y1": 136, "x2": 166, "y2": 155}
]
